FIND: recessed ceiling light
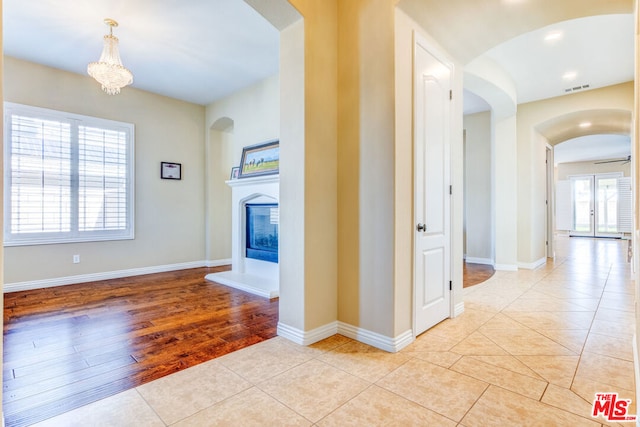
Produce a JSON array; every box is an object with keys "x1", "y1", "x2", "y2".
[
  {"x1": 579, "y1": 122, "x2": 592, "y2": 128},
  {"x1": 562, "y1": 71, "x2": 577, "y2": 81},
  {"x1": 544, "y1": 31, "x2": 564, "y2": 43}
]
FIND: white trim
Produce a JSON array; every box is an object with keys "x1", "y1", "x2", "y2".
[
  {"x1": 454, "y1": 301, "x2": 465, "y2": 317},
  {"x1": 338, "y1": 322, "x2": 414, "y2": 353},
  {"x1": 226, "y1": 174, "x2": 280, "y2": 187},
  {"x1": 464, "y1": 257, "x2": 494, "y2": 266},
  {"x1": 277, "y1": 321, "x2": 415, "y2": 353},
  {"x1": 4, "y1": 260, "x2": 214, "y2": 293},
  {"x1": 277, "y1": 321, "x2": 338, "y2": 346},
  {"x1": 205, "y1": 258, "x2": 232, "y2": 267},
  {"x1": 205, "y1": 271, "x2": 278, "y2": 299},
  {"x1": 493, "y1": 263, "x2": 518, "y2": 271},
  {"x1": 518, "y1": 257, "x2": 547, "y2": 270}
]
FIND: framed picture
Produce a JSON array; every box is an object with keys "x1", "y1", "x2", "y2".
[
  {"x1": 230, "y1": 166, "x2": 240, "y2": 180},
  {"x1": 239, "y1": 140, "x2": 279, "y2": 178},
  {"x1": 161, "y1": 162, "x2": 182, "y2": 180}
]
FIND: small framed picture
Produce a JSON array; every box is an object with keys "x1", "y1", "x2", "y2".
[
  {"x1": 230, "y1": 166, "x2": 240, "y2": 180},
  {"x1": 161, "y1": 162, "x2": 182, "y2": 180}
]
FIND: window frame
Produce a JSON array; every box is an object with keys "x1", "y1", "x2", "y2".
[{"x1": 4, "y1": 102, "x2": 135, "y2": 246}]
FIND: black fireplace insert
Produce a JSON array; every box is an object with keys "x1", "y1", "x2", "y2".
[{"x1": 245, "y1": 203, "x2": 278, "y2": 263}]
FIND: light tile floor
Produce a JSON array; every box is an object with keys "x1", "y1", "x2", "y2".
[{"x1": 33, "y1": 237, "x2": 636, "y2": 426}]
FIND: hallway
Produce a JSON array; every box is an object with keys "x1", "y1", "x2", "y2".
[{"x1": 34, "y1": 236, "x2": 635, "y2": 426}]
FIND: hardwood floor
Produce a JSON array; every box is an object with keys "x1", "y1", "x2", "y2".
[
  {"x1": 463, "y1": 261, "x2": 495, "y2": 288},
  {"x1": 4, "y1": 262, "x2": 493, "y2": 426},
  {"x1": 3, "y1": 266, "x2": 279, "y2": 427}
]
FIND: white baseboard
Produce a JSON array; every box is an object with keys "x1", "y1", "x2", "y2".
[
  {"x1": 338, "y1": 322, "x2": 414, "y2": 352},
  {"x1": 3, "y1": 260, "x2": 231, "y2": 293},
  {"x1": 464, "y1": 257, "x2": 494, "y2": 266},
  {"x1": 454, "y1": 302, "x2": 465, "y2": 317},
  {"x1": 205, "y1": 258, "x2": 232, "y2": 267},
  {"x1": 277, "y1": 321, "x2": 415, "y2": 353},
  {"x1": 277, "y1": 321, "x2": 338, "y2": 346},
  {"x1": 493, "y1": 263, "x2": 518, "y2": 271},
  {"x1": 518, "y1": 257, "x2": 547, "y2": 270}
]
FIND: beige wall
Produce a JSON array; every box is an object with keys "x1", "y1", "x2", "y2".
[
  {"x1": 282, "y1": 0, "x2": 339, "y2": 332},
  {"x1": 517, "y1": 82, "x2": 634, "y2": 265},
  {"x1": 204, "y1": 75, "x2": 280, "y2": 262},
  {"x1": 3, "y1": 57, "x2": 206, "y2": 284},
  {"x1": 337, "y1": 0, "x2": 396, "y2": 336},
  {"x1": 463, "y1": 112, "x2": 492, "y2": 262}
]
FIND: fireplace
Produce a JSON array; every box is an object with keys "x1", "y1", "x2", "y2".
[
  {"x1": 246, "y1": 203, "x2": 279, "y2": 263},
  {"x1": 205, "y1": 174, "x2": 279, "y2": 298}
]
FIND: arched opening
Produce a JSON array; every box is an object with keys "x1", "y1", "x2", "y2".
[
  {"x1": 538, "y1": 109, "x2": 632, "y2": 241},
  {"x1": 206, "y1": 116, "x2": 235, "y2": 263}
]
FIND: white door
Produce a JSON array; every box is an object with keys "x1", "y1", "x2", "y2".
[
  {"x1": 570, "y1": 176, "x2": 595, "y2": 237},
  {"x1": 569, "y1": 174, "x2": 623, "y2": 238},
  {"x1": 414, "y1": 34, "x2": 452, "y2": 336}
]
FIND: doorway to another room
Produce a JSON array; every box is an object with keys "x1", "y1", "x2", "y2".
[{"x1": 560, "y1": 173, "x2": 632, "y2": 239}]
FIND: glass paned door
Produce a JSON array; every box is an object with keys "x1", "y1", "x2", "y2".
[
  {"x1": 570, "y1": 175, "x2": 622, "y2": 238},
  {"x1": 571, "y1": 176, "x2": 594, "y2": 236},
  {"x1": 595, "y1": 177, "x2": 619, "y2": 237}
]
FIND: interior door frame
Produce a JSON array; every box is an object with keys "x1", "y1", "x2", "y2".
[
  {"x1": 546, "y1": 146, "x2": 555, "y2": 257},
  {"x1": 412, "y1": 31, "x2": 454, "y2": 337}
]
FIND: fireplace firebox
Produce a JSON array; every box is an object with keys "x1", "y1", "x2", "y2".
[{"x1": 245, "y1": 203, "x2": 279, "y2": 263}]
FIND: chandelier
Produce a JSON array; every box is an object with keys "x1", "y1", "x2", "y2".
[{"x1": 87, "y1": 18, "x2": 133, "y2": 95}]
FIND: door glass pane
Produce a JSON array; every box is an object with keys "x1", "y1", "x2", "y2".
[
  {"x1": 596, "y1": 178, "x2": 618, "y2": 234},
  {"x1": 573, "y1": 178, "x2": 592, "y2": 233}
]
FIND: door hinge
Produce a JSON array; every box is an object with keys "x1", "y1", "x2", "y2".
[
  {"x1": 449, "y1": 90, "x2": 453, "y2": 100},
  {"x1": 449, "y1": 185, "x2": 452, "y2": 195},
  {"x1": 449, "y1": 280, "x2": 452, "y2": 290}
]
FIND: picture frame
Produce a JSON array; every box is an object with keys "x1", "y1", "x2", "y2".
[
  {"x1": 161, "y1": 162, "x2": 182, "y2": 180},
  {"x1": 230, "y1": 166, "x2": 240, "y2": 180},
  {"x1": 239, "y1": 140, "x2": 279, "y2": 178}
]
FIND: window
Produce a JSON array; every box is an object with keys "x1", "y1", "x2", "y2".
[{"x1": 4, "y1": 103, "x2": 134, "y2": 246}]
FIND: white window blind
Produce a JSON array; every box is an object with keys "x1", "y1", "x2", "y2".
[
  {"x1": 4, "y1": 103, "x2": 134, "y2": 246},
  {"x1": 555, "y1": 180, "x2": 572, "y2": 231},
  {"x1": 617, "y1": 177, "x2": 632, "y2": 233}
]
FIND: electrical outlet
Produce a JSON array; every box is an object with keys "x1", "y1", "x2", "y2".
[{"x1": 73, "y1": 255, "x2": 80, "y2": 264}]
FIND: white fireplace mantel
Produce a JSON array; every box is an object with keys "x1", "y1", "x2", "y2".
[{"x1": 205, "y1": 174, "x2": 279, "y2": 298}]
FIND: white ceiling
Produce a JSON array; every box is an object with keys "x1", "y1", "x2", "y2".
[
  {"x1": 3, "y1": 1, "x2": 633, "y2": 163},
  {"x1": 463, "y1": 13, "x2": 633, "y2": 164},
  {"x1": 483, "y1": 14, "x2": 634, "y2": 105},
  {"x1": 3, "y1": 0, "x2": 280, "y2": 105},
  {"x1": 554, "y1": 134, "x2": 631, "y2": 165}
]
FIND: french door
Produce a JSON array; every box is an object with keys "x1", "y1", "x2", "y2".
[{"x1": 570, "y1": 174, "x2": 621, "y2": 238}]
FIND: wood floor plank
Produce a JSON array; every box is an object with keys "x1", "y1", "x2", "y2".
[
  {"x1": 463, "y1": 262, "x2": 495, "y2": 288},
  {"x1": 3, "y1": 266, "x2": 278, "y2": 427}
]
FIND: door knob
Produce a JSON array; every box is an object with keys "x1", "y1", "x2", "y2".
[{"x1": 416, "y1": 223, "x2": 426, "y2": 232}]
